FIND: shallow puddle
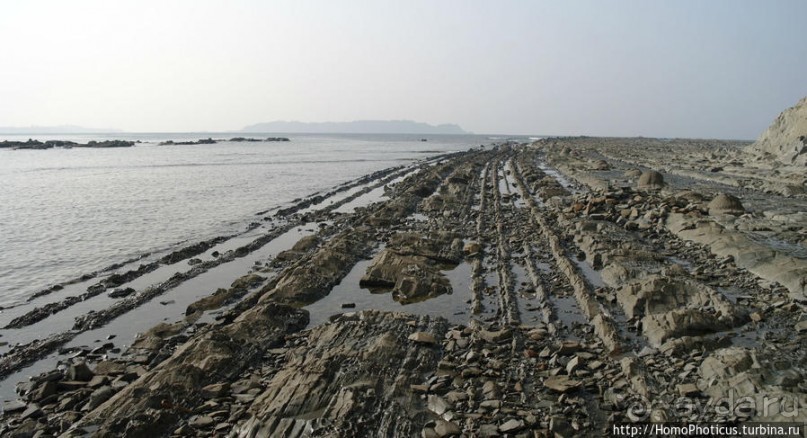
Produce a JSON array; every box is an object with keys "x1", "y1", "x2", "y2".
[
  {"x1": 537, "y1": 160, "x2": 581, "y2": 193},
  {"x1": 332, "y1": 185, "x2": 389, "y2": 214},
  {"x1": 305, "y1": 259, "x2": 473, "y2": 328},
  {"x1": 0, "y1": 352, "x2": 60, "y2": 402},
  {"x1": 511, "y1": 263, "x2": 538, "y2": 323},
  {"x1": 553, "y1": 295, "x2": 588, "y2": 328},
  {"x1": 572, "y1": 259, "x2": 606, "y2": 289}
]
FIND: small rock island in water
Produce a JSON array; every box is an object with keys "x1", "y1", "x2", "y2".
[
  {"x1": 158, "y1": 137, "x2": 290, "y2": 146},
  {"x1": 0, "y1": 139, "x2": 135, "y2": 150}
]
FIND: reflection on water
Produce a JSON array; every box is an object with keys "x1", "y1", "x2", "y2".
[
  {"x1": 553, "y1": 295, "x2": 588, "y2": 328},
  {"x1": 305, "y1": 258, "x2": 473, "y2": 327},
  {"x1": 572, "y1": 258, "x2": 606, "y2": 288}
]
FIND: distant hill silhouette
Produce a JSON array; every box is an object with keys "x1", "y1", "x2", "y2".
[
  {"x1": 0, "y1": 125, "x2": 122, "y2": 134},
  {"x1": 241, "y1": 120, "x2": 467, "y2": 134}
]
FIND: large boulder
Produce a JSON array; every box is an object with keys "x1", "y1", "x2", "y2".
[
  {"x1": 708, "y1": 193, "x2": 745, "y2": 216},
  {"x1": 747, "y1": 96, "x2": 807, "y2": 165},
  {"x1": 358, "y1": 231, "x2": 460, "y2": 303},
  {"x1": 360, "y1": 252, "x2": 453, "y2": 304},
  {"x1": 637, "y1": 170, "x2": 664, "y2": 190},
  {"x1": 623, "y1": 168, "x2": 642, "y2": 178}
]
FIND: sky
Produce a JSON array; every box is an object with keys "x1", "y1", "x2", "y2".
[{"x1": 1, "y1": 0, "x2": 805, "y2": 138}]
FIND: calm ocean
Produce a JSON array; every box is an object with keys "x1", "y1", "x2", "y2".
[{"x1": 0, "y1": 133, "x2": 496, "y2": 307}]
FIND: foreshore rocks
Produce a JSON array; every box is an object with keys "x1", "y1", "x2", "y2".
[
  {"x1": 234, "y1": 311, "x2": 448, "y2": 437},
  {"x1": 2, "y1": 138, "x2": 805, "y2": 436},
  {"x1": 532, "y1": 136, "x2": 805, "y2": 424},
  {"x1": 617, "y1": 275, "x2": 743, "y2": 347},
  {"x1": 185, "y1": 274, "x2": 265, "y2": 315},
  {"x1": 266, "y1": 227, "x2": 376, "y2": 306},
  {"x1": 67, "y1": 303, "x2": 309, "y2": 437},
  {"x1": 667, "y1": 213, "x2": 807, "y2": 300},
  {"x1": 360, "y1": 232, "x2": 462, "y2": 303}
]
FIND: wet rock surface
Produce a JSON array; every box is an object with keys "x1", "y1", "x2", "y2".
[{"x1": 1, "y1": 140, "x2": 805, "y2": 436}]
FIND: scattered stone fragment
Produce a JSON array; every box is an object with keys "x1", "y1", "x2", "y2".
[
  {"x1": 428, "y1": 395, "x2": 451, "y2": 416},
  {"x1": 189, "y1": 415, "x2": 215, "y2": 429},
  {"x1": 2, "y1": 399, "x2": 27, "y2": 413},
  {"x1": 202, "y1": 382, "x2": 230, "y2": 399},
  {"x1": 84, "y1": 386, "x2": 115, "y2": 411},
  {"x1": 433, "y1": 419, "x2": 461, "y2": 437},
  {"x1": 479, "y1": 424, "x2": 501, "y2": 437},
  {"x1": 677, "y1": 383, "x2": 699, "y2": 396},
  {"x1": 544, "y1": 375, "x2": 582, "y2": 393},
  {"x1": 499, "y1": 418, "x2": 525, "y2": 433},
  {"x1": 408, "y1": 331, "x2": 437, "y2": 344},
  {"x1": 20, "y1": 404, "x2": 43, "y2": 420},
  {"x1": 68, "y1": 362, "x2": 94, "y2": 381}
]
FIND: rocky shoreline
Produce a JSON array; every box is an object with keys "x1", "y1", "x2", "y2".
[
  {"x1": 1, "y1": 138, "x2": 806, "y2": 437},
  {"x1": 0, "y1": 140, "x2": 135, "y2": 150},
  {"x1": 0, "y1": 137, "x2": 291, "y2": 150}
]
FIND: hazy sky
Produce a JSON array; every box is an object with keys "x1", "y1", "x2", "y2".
[{"x1": 1, "y1": 1, "x2": 805, "y2": 138}]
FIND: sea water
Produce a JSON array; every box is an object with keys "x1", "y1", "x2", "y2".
[{"x1": 0, "y1": 133, "x2": 491, "y2": 307}]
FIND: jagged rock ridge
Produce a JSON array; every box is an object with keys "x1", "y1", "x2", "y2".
[{"x1": 747, "y1": 96, "x2": 807, "y2": 165}]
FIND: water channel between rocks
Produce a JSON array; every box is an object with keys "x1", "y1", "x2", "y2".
[
  {"x1": 305, "y1": 258, "x2": 473, "y2": 328},
  {"x1": 0, "y1": 224, "x2": 320, "y2": 402}
]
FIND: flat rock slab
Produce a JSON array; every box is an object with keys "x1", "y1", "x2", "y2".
[
  {"x1": 409, "y1": 331, "x2": 438, "y2": 344},
  {"x1": 543, "y1": 375, "x2": 582, "y2": 393},
  {"x1": 234, "y1": 310, "x2": 449, "y2": 436},
  {"x1": 2, "y1": 399, "x2": 27, "y2": 413}
]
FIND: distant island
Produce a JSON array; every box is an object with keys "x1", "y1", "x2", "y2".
[
  {"x1": 0, "y1": 125, "x2": 122, "y2": 134},
  {"x1": 241, "y1": 120, "x2": 468, "y2": 134}
]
